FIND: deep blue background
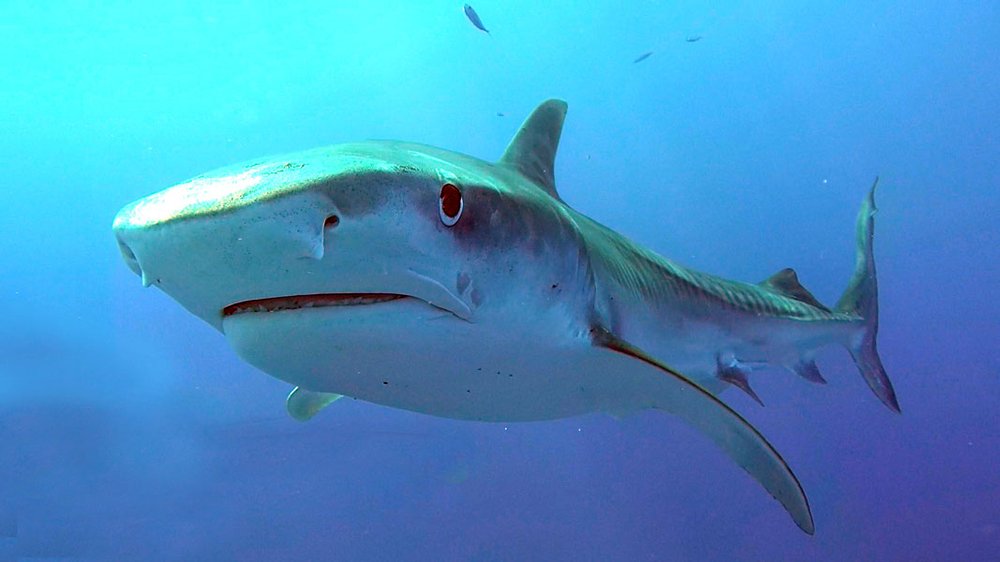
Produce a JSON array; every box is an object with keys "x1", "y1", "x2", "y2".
[{"x1": 2, "y1": 1, "x2": 998, "y2": 560}]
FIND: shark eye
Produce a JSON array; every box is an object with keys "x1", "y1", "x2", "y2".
[{"x1": 439, "y1": 183, "x2": 463, "y2": 226}]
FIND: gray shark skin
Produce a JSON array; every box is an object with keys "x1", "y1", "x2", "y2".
[{"x1": 113, "y1": 99, "x2": 899, "y2": 535}]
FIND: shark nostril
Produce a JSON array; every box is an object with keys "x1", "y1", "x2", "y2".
[
  {"x1": 118, "y1": 240, "x2": 136, "y2": 262},
  {"x1": 324, "y1": 215, "x2": 340, "y2": 230},
  {"x1": 116, "y1": 237, "x2": 143, "y2": 278}
]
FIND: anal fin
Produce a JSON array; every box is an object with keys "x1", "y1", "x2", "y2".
[
  {"x1": 286, "y1": 387, "x2": 342, "y2": 422},
  {"x1": 792, "y1": 360, "x2": 827, "y2": 384}
]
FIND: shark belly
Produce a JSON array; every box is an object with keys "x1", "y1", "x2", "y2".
[{"x1": 221, "y1": 298, "x2": 651, "y2": 422}]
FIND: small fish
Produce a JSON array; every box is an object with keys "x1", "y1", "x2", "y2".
[
  {"x1": 496, "y1": 112, "x2": 505, "y2": 117},
  {"x1": 464, "y1": 4, "x2": 489, "y2": 34},
  {"x1": 633, "y1": 51, "x2": 653, "y2": 63},
  {"x1": 685, "y1": 35, "x2": 702, "y2": 43}
]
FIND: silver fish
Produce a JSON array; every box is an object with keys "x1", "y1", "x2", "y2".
[{"x1": 463, "y1": 4, "x2": 489, "y2": 34}]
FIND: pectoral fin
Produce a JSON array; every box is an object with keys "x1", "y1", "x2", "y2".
[
  {"x1": 286, "y1": 387, "x2": 342, "y2": 422},
  {"x1": 592, "y1": 326, "x2": 814, "y2": 534}
]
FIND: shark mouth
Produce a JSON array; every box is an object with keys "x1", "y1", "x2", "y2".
[{"x1": 222, "y1": 293, "x2": 409, "y2": 317}]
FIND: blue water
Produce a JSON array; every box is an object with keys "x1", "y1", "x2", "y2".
[{"x1": 2, "y1": 1, "x2": 998, "y2": 560}]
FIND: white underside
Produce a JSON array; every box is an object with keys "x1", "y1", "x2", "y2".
[
  {"x1": 222, "y1": 298, "x2": 670, "y2": 422},
  {"x1": 221, "y1": 297, "x2": 814, "y2": 531}
]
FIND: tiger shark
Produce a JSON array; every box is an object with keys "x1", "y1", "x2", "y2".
[{"x1": 112, "y1": 99, "x2": 898, "y2": 534}]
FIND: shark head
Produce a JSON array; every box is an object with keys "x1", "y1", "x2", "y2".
[
  {"x1": 113, "y1": 101, "x2": 595, "y2": 409},
  {"x1": 114, "y1": 142, "x2": 482, "y2": 330}
]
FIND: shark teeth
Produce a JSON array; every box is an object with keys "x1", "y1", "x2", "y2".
[{"x1": 222, "y1": 293, "x2": 407, "y2": 317}]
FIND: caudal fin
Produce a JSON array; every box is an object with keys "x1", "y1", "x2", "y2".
[{"x1": 836, "y1": 178, "x2": 900, "y2": 413}]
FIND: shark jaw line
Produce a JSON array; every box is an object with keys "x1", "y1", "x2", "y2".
[
  {"x1": 218, "y1": 267, "x2": 475, "y2": 323},
  {"x1": 221, "y1": 284, "x2": 473, "y2": 322},
  {"x1": 222, "y1": 293, "x2": 410, "y2": 317}
]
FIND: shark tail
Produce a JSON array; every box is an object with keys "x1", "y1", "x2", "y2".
[{"x1": 835, "y1": 178, "x2": 900, "y2": 413}]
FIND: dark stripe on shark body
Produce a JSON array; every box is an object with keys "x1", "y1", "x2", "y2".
[{"x1": 665, "y1": 269, "x2": 848, "y2": 322}]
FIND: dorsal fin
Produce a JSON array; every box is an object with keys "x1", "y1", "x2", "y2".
[
  {"x1": 499, "y1": 99, "x2": 567, "y2": 199},
  {"x1": 759, "y1": 268, "x2": 830, "y2": 312}
]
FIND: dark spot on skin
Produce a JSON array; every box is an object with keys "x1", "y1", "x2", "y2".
[
  {"x1": 382, "y1": 381, "x2": 389, "y2": 385},
  {"x1": 508, "y1": 373, "x2": 513, "y2": 377},
  {"x1": 466, "y1": 389, "x2": 471, "y2": 393},
  {"x1": 551, "y1": 283, "x2": 559, "y2": 289},
  {"x1": 496, "y1": 371, "x2": 501, "y2": 375},
  {"x1": 476, "y1": 367, "x2": 482, "y2": 371},
  {"x1": 261, "y1": 162, "x2": 304, "y2": 175}
]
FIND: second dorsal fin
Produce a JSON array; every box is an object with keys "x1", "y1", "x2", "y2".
[
  {"x1": 759, "y1": 268, "x2": 830, "y2": 312},
  {"x1": 499, "y1": 99, "x2": 567, "y2": 199}
]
